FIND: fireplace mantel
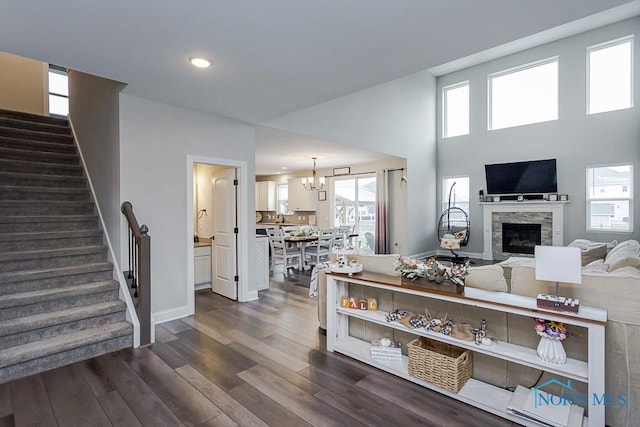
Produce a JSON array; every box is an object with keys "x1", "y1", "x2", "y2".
[{"x1": 481, "y1": 201, "x2": 569, "y2": 260}]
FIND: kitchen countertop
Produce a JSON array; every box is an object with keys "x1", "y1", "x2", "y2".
[{"x1": 194, "y1": 237, "x2": 211, "y2": 248}]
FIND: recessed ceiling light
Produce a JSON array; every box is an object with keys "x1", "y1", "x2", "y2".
[
  {"x1": 189, "y1": 57, "x2": 212, "y2": 68},
  {"x1": 281, "y1": 167, "x2": 288, "y2": 170}
]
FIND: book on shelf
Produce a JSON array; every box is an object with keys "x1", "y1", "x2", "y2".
[
  {"x1": 370, "y1": 339, "x2": 402, "y2": 361},
  {"x1": 507, "y1": 386, "x2": 584, "y2": 427}
]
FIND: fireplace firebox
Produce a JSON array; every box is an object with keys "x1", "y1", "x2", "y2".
[{"x1": 502, "y1": 223, "x2": 541, "y2": 255}]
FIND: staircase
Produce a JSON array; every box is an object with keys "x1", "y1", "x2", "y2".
[{"x1": 0, "y1": 109, "x2": 133, "y2": 384}]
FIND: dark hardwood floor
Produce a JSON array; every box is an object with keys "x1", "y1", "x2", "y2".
[{"x1": 0, "y1": 268, "x2": 516, "y2": 426}]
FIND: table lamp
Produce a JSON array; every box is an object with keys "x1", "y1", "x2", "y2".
[{"x1": 534, "y1": 245, "x2": 582, "y2": 312}]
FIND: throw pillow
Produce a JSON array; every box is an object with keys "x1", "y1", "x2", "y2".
[
  {"x1": 465, "y1": 264, "x2": 508, "y2": 292},
  {"x1": 569, "y1": 239, "x2": 613, "y2": 266},
  {"x1": 608, "y1": 256, "x2": 640, "y2": 272},
  {"x1": 604, "y1": 240, "x2": 640, "y2": 272},
  {"x1": 580, "y1": 244, "x2": 608, "y2": 266}
]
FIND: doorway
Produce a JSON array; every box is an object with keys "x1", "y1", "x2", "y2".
[
  {"x1": 187, "y1": 156, "x2": 250, "y2": 314},
  {"x1": 333, "y1": 174, "x2": 376, "y2": 250}
]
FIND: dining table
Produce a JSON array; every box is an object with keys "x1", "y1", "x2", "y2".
[{"x1": 284, "y1": 232, "x2": 360, "y2": 270}]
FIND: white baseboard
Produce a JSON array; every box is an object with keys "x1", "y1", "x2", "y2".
[
  {"x1": 241, "y1": 290, "x2": 259, "y2": 302},
  {"x1": 153, "y1": 305, "x2": 192, "y2": 324}
]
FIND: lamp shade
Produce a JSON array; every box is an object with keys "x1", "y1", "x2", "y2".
[{"x1": 534, "y1": 245, "x2": 582, "y2": 284}]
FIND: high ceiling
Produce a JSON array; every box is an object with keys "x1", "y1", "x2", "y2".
[{"x1": 1, "y1": 1, "x2": 638, "y2": 172}]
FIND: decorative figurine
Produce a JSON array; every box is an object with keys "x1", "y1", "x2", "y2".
[
  {"x1": 349, "y1": 297, "x2": 359, "y2": 309},
  {"x1": 340, "y1": 296, "x2": 350, "y2": 308}
]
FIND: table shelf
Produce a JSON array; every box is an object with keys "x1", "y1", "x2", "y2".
[
  {"x1": 325, "y1": 271, "x2": 606, "y2": 427},
  {"x1": 336, "y1": 307, "x2": 589, "y2": 382}
]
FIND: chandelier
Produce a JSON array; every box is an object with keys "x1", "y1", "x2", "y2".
[{"x1": 302, "y1": 157, "x2": 325, "y2": 191}]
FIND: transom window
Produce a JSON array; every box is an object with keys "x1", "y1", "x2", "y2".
[
  {"x1": 442, "y1": 81, "x2": 469, "y2": 138},
  {"x1": 48, "y1": 66, "x2": 68, "y2": 117},
  {"x1": 488, "y1": 57, "x2": 558, "y2": 130},
  {"x1": 587, "y1": 35, "x2": 634, "y2": 115},
  {"x1": 586, "y1": 164, "x2": 633, "y2": 232}
]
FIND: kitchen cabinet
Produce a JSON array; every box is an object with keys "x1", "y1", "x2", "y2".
[
  {"x1": 194, "y1": 245, "x2": 212, "y2": 285},
  {"x1": 325, "y1": 271, "x2": 606, "y2": 426},
  {"x1": 287, "y1": 178, "x2": 317, "y2": 211},
  {"x1": 255, "y1": 181, "x2": 276, "y2": 211}
]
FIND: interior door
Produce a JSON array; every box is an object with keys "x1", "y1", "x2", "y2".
[{"x1": 212, "y1": 168, "x2": 237, "y2": 299}]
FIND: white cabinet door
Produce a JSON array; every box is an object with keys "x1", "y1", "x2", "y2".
[
  {"x1": 255, "y1": 181, "x2": 276, "y2": 211},
  {"x1": 287, "y1": 178, "x2": 317, "y2": 211},
  {"x1": 194, "y1": 246, "x2": 212, "y2": 285}
]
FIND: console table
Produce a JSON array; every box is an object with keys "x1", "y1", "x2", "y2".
[{"x1": 325, "y1": 271, "x2": 607, "y2": 426}]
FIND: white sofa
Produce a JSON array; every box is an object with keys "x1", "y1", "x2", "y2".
[
  {"x1": 315, "y1": 240, "x2": 640, "y2": 426},
  {"x1": 507, "y1": 239, "x2": 640, "y2": 427}
]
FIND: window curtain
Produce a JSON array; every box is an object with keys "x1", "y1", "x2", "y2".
[{"x1": 375, "y1": 170, "x2": 390, "y2": 254}]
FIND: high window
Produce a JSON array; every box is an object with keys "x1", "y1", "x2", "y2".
[
  {"x1": 442, "y1": 81, "x2": 469, "y2": 138},
  {"x1": 442, "y1": 176, "x2": 470, "y2": 215},
  {"x1": 586, "y1": 164, "x2": 633, "y2": 232},
  {"x1": 587, "y1": 36, "x2": 634, "y2": 114},
  {"x1": 488, "y1": 57, "x2": 558, "y2": 130},
  {"x1": 48, "y1": 66, "x2": 68, "y2": 117},
  {"x1": 277, "y1": 183, "x2": 289, "y2": 214}
]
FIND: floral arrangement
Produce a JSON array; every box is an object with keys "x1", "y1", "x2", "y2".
[
  {"x1": 534, "y1": 318, "x2": 567, "y2": 341},
  {"x1": 394, "y1": 256, "x2": 470, "y2": 286}
]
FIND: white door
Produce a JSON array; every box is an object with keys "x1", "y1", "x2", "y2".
[{"x1": 212, "y1": 168, "x2": 237, "y2": 299}]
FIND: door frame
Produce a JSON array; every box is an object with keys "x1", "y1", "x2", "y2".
[{"x1": 186, "y1": 155, "x2": 252, "y2": 315}]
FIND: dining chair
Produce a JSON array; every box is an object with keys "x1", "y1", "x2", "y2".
[
  {"x1": 266, "y1": 228, "x2": 301, "y2": 273},
  {"x1": 305, "y1": 228, "x2": 335, "y2": 267},
  {"x1": 334, "y1": 225, "x2": 352, "y2": 249}
]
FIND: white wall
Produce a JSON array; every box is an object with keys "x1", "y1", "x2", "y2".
[
  {"x1": 119, "y1": 94, "x2": 255, "y2": 321},
  {"x1": 0, "y1": 51, "x2": 47, "y2": 115},
  {"x1": 68, "y1": 71, "x2": 125, "y2": 262},
  {"x1": 437, "y1": 17, "x2": 640, "y2": 254},
  {"x1": 266, "y1": 70, "x2": 437, "y2": 256}
]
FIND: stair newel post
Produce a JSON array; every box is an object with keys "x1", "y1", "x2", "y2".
[{"x1": 138, "y1": 224, "x2": 151, "y2": 346}]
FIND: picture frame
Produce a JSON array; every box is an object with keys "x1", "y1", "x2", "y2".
[
  {"x1": 333, "y1": 167, "x2": 350, "y2": 176},
  {"x1": 318, "y1": 190, "x2": 327, "y2": 201},
  {"x1": 548, "y1": 194, "x2": 558, "y2": 201},
  {"x1": 559, "y1": 194, "x2": 569, "y2": 201}
]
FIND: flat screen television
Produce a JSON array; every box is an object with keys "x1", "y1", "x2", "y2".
[{"x1": 485, "y1": 159, "x2": 557, "y2": 195}]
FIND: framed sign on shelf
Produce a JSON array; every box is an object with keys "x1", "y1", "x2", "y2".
[
  {"x1": 318, "y1": 190, "x2": 327, "y2": 201},
  {"x1": 333, "y1": 167, "x2": 350, "y2": 176}
]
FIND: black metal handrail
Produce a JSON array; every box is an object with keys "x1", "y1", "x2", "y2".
[{"x1": 121, "y1": 201, "x2": 151, "y2": 346}]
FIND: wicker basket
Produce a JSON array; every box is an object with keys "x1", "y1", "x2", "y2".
[{"x1": 407, "y1": 337, "x2": 472, "y2": 393}]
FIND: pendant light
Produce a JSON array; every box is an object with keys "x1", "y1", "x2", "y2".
[{"x1": 302, "y1": 157, "x2": 325, "y2": 190}]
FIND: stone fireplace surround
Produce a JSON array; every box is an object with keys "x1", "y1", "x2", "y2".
[{"x1": 481, "y1": 201, "x2": 568, "y2": 260}]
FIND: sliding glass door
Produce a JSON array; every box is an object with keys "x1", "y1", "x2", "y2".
[{"x1": 333, "y1": 174, "x2": 376, "y2": 251}]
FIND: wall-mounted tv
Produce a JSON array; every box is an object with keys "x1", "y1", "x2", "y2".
[{"x1": 485, "y1": 159, "x2": 557, "y2": 195}]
